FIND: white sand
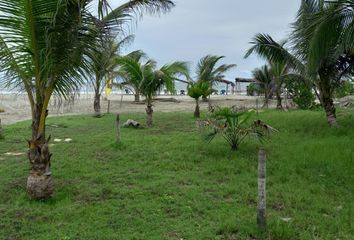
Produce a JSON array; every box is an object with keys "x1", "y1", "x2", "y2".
[{"x1": 0, "y1": 93, "x2": 278, "y2": 125}]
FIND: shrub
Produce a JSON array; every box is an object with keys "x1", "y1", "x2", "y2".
[
  {"x1": 286, "y1": 81, "x2": 315, "y2": 110},
  {"x1": 334, "y1": 80, "x2": 354, "y2": 98},
  {"x1": 199, "y1": 107, "x2": 276, "y2": 151}
]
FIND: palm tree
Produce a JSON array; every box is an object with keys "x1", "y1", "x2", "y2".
[
  {"x1": 195, "y1": 55, "x2": 236, "y2": 100},
  {"x1": 117, "y1": 55, "x2": 190, "y2": 127},
  {"x1": 252, "y1": 65, "x2": 273, "y2": 108},
  {"x1": 202, "y1": 107, "x2": 276, "y2": 151},
  {"x1": 116, "y1": 50, "x2": 149, "y2": 102},
  {"x1": 0, "y1": 0, "x2": 175, "y2": 200},
  {"x1": 87, "y1": 36, "x2": 133, "y2": 116},
  {"x1": 187, "y1": 81, "x2": 215, "y2": 118},
  {"x1": 245, "y1": 0, "x2": 354, "y2": 126}
]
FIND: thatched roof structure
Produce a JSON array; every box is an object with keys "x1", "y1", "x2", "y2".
[{"x1": 235, "y1": 78, "x2": 256, "y2": 83}]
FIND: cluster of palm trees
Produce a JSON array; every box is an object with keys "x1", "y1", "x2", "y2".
[
  {"x1": 0, "y1": 0, "x2": 353, "y2": 200},
  {"x1": 246, "y1": 0, "x2": 354, "y2": 127},
  {"x1": 0, "y1": 0, "x2": 175, "y2": 200}
]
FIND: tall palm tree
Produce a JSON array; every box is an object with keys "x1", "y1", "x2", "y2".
[
  {"x1": 245, "y1": 0, "x2": 354, "y2": 126},
  {"x1": 117, "y1": 55, "x2": 190, "y2": 127},
  {"x1": 252, "y1": 65, "x2": 273, "y2": 108},
  {"x1": 0, "y1": 0, "x2": 175, "y2": 200},
  {"x1": 195, "y1": 55, "x2": 236, "y2": 100}
]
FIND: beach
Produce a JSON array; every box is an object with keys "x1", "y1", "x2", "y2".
[{"x1": 0, "y1": 93, "x2": 278, "y2": 125}]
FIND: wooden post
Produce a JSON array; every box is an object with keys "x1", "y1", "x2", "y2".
[
  {"x1": 0, "y1": 118, "x2": 3, "y2": 139},
  {"x1": 119, "y1": 95, "x2": 124, "y2": 108},
  {"x1": 257, "y1": 149, "x2": 267, "y2": 230},
  {"x1": 116, "y1": 114, "x2": 120, "y2": 145},
  {"x1": 107, "y1": 100, "x2": 111, "y2": 114},
  {"x1": 256, "y1": 98, "x2": 259, "y2": 115}
]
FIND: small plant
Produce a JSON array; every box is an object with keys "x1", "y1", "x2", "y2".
[
  {"x1": 200, "y1": 107, "x2": 276, "y2": 151},
  {"x1": 187, "y1": 81, "x2": 215, "y2": 118}
]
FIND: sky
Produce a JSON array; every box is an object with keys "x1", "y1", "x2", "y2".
[{"x1": 110, "y1": 0, "x2": 301, "y2": 80}]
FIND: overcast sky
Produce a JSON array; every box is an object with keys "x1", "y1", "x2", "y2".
[{"x1": 110, "y1": 0, "x2": 300, "y2": 80}]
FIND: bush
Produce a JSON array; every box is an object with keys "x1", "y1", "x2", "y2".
[
  {"x1": 287, "y1": 81, "x2": 315, "y2": 110},
  {"x1": 334, "y1": 80, "x2": 354, "y2": 98},
  {"x1": 246, "y1": 83, "x2": 260, "y2": 96},
  {"x1": 199, "y1": 107, "x2": 276, "y2": 151}
]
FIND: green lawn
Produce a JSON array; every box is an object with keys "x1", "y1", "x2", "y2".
[{"x1": 0, "y1": 110, "x2": 353, "y2": 240}]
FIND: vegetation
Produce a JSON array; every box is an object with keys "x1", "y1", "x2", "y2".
[
  {"x1": 334, "y1": 80, "x2": 354, "y2": 98},
  {"x1": 245, "y1": 0, "x2": 354, "y2": 126},
  {"x1": 201, "y1": 107, "x2": 275, "y2": 151},
  {"x1": 195, "y1": 55, "x2": 236, "y2": 100},
  {"x1": 0, "y1": 110, "x2": 353, "y2": 239},
  {"x1": 187, "y1": 81, "x2": 215, "y2": 117},
  {"x1": 252, "y1": 65, "x2": 273, "y2": 108},
  {"x1": 115, "y1": 50, "x2": 149, "y2": 102},
  {"x1": 87, "y1": 37, "x2": 132, "y2": 117},
  {"x1": 286, "y1": 77, "x2": 316, "y2": 110},
  {"x1": 117, "y1": 55, "x2": 189, "y2": 127},
  {"x1": 0, "y1": 0, "x2": 175, "y2": 200}
]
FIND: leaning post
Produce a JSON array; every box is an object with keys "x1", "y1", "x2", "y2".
[
  {"x1": 257, "y1": 148, "x2": 267, "y2": 230},
  {"x1": 116, "y1": 114, "x2": 121, "y2": 145}
]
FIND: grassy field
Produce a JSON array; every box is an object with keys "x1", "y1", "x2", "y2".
[{"x1": 0, "y1": 110, "x2": 353, "y2": 240}]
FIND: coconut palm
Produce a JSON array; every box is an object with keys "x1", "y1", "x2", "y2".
[
  {"x1": 0, "y1": 0, "x2": 175, "y2": 200},
  {"x1": 116, "y1": 50, "x2": 149, "y2": 102},
  {"x1": 245, "y1": 0, "x2": 354, "y2": 126},
  {"x1": 252, "y1": 65, "x2": 273, "y2": 108},
  {"x1": 87, "y1": 36, "x2": 134, "y2": 116},
  {"x1": 117, "y1": 55, "x2": 190, "y2": 127},
  {"x1": 195, "y1": 55, "x2": 236, "y2": 100},
  {"x1": 187, "y1": 81, "x2": 215, "y2": 118}
]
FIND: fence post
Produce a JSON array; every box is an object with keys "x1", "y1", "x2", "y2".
[
  {"x1": 0, "y1": 119, "x2": 3, "y2": 139},
  {"x1": 257, "y1": 148, "x2": 267, "y2": 230},
  {"x1": 107, "y1": 100, "x2": 111, "y2": 114},
  {"x1": 116, "y1": 114, "x2": 120, "y2": 145}
]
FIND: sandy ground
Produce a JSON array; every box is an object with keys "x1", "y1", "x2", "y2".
[{"x1": 0, "y1": 93, "x2": 282, "y2": 125}]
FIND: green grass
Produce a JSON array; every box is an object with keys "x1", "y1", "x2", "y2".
[{"x1": 0, "y1": 110, "x2": 353, "y2": 239}]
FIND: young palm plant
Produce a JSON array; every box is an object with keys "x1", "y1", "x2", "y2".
[
  {"x1": 252, "y1": 65, "x2": 273, "y2": 108},
  {"x1": 116, "y1": 50, "x2": 149, "y2": 102},
  {"x1": 202, "y1": 107, "x2": 276, "y2": 151},
  {"x1": 0, "y1": 0, "x2": 175, "y2": 200},
  {"x1": 87, "y1": 36, "x2": 133, "y2": 116},
  {"x1": 117, "y1": 55, "x2": 190, "y2": 127},
  {"x1": 187, "y1": 81, "x2": 215, "y2": 118},
  {"x1": 195, "y1": 55, "x2": 236, "y2": 100}
]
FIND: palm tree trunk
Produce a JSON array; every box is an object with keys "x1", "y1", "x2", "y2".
[
  {"x1": 134, "y1": 91, "x2": 140, "y2": 102},
  {"x1": 27, "y1": 103, "x2": 53, "y2": 200},
  {"x1": 263, "y1": 89, "x2": 269, "y2": 109},
  {"x1": 275, "y1": 89, "x2": 282, "y2": 109},
  {"x1": 194, "y1": 99, "x2": 200, "y2": 118},
  {"x1": 318, "y1": 76, "x2": 337, "y2": 127},
  {"x1": 93, "y1": 89, "x2": 101, "y2": 117},
  {"x1": 323, "y1": 97, "x2": 337, "y2": 127},
  {"x1": 146, "y1": 98, "x2": 153, "y2": 127}
]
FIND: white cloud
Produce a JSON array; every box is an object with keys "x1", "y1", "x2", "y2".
[{"x1": 110, "y1": 0, "x2": 300, "y2": 79}]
